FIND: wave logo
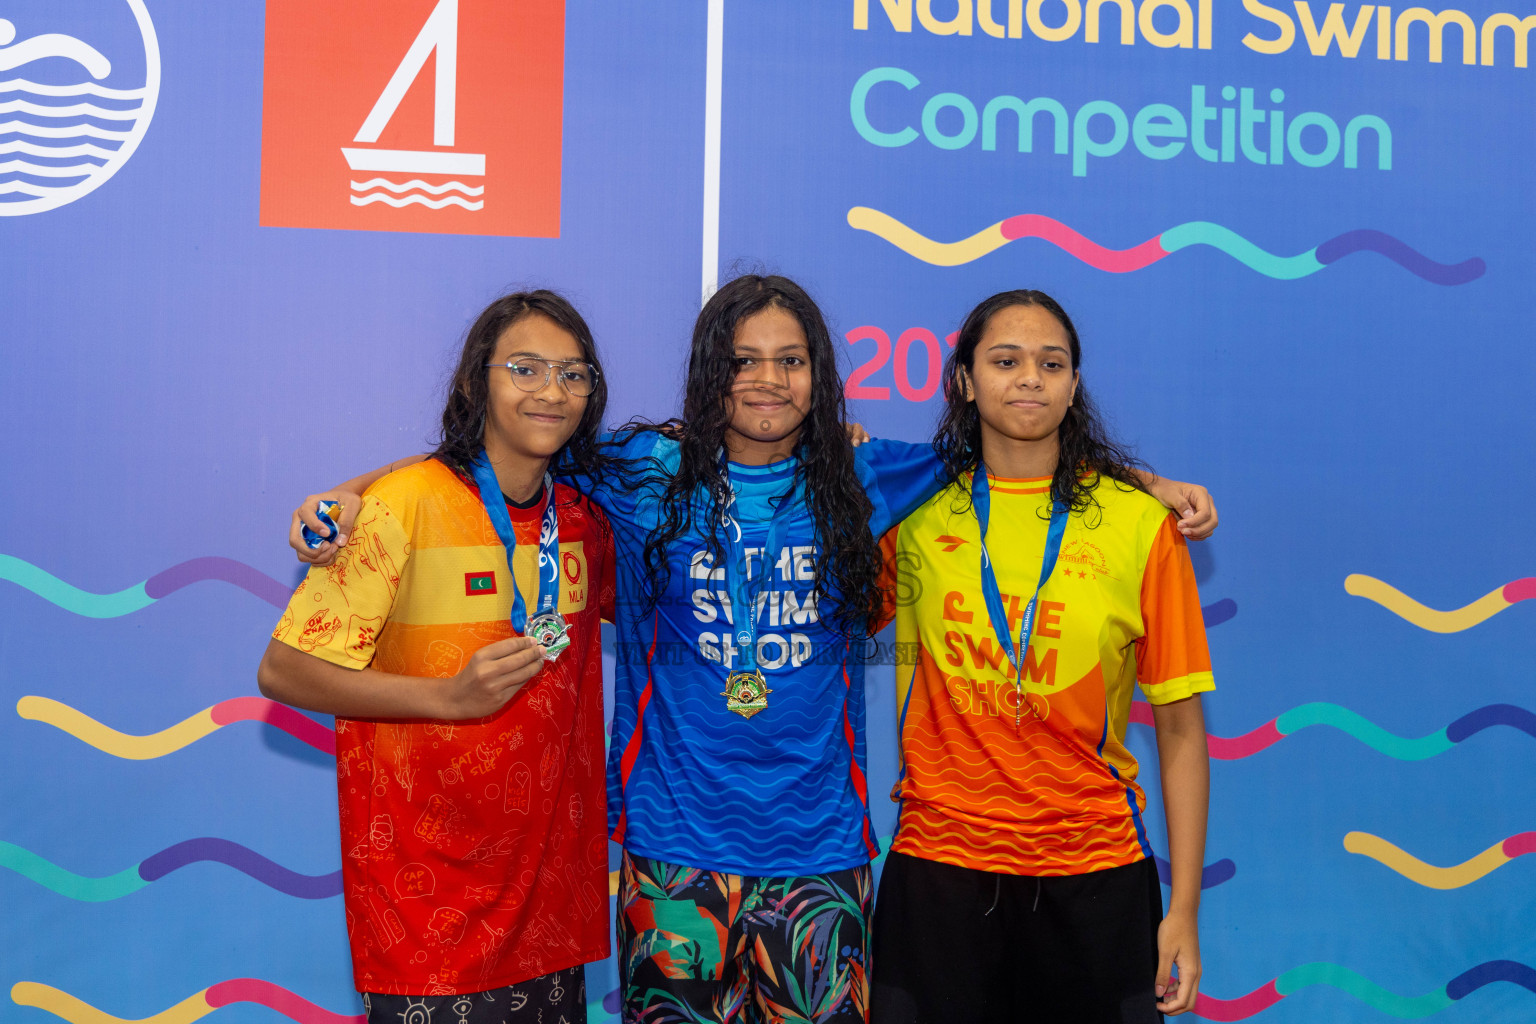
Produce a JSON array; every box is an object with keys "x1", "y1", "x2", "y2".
[
  {"x1": 260, "y1": 0, "x2": 564, "y2": 237},
  {"x1": 0, "y1": 1, "x2": 159, "y2": 216}
]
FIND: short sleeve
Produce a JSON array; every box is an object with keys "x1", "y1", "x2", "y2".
[
  {"x1": 857, "y1": 439, "x2": 947, "y2": 533},
  {"x1": 1134, "y1": 515, "x2": 1215, "y2": 704},
  {"x1": 272, "y1": 494, "x2": 409, "y2": 668}
]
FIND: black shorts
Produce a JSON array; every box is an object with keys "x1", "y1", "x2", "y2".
[
  {"x1": 363, "y1": 966, "x2": 585, "y2": 1024},
  {"x1": 870, "y1": 852, "x2": 1163, "y2": 1024}
]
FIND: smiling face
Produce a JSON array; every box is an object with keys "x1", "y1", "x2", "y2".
[
  {"x1": 483, "y1": 313, "x2": 589, "y2": 464},
  {"x1": 723, "y1": 305, "x2": 813, "y2": 459},
  {"x1": 963, "y1": 302, "x2": 1080, "y2": 455}
]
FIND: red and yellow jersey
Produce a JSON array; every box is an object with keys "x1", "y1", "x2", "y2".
[
  {"x1": 881, "y1": 472, "x2": 1213, "y2": 876},
  {"x1": 273, "y1": 457, "x2": 615, "y2": 994}
]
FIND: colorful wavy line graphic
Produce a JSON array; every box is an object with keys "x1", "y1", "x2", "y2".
[
  {"x1": 1193, "y1": 960, "x2": 1536, "y2": 1020},
  {"x1": 12, "y1": 979, "x2": 362, "y2": 1024},
  {"x1": 1128, "y1": 701, "x2": 1535, "y2": 760},
  {"x1": 1345, "y1": 574, "x2": 1535, "y2": 633},
  {"x1": 0, "y1": 838, "x2": 340, "y2": 901},
  {"x1": 1343, "y1": 830, "x2": 1536, "y2": 890},
  {"x1": 0, "y1": 554, "x2": 290, "y2": 617},
  {"x1": 1201, "y1": 598, "x2": 1237, "y2": 627},
  {"x1": 17, "y1": 696, "x2": 335, "y2": 758},
  {"x1": 847, "y1": 207, "x2": 1486, "y2": 285},
  {"x1": 1153, "y1": 854, "x2": 1235, "y2": 890}
]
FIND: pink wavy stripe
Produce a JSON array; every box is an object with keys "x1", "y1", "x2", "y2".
[
  {"x1": 1128, "y1": 703, "x2": 1283, "y2": 759},
  {"x1": 205, "y1": 980, "x2": 362, "y2": 1024},
  {"x1": 1503, "y1": 832, "x2": 1536, "y2": 858},
  {"x1": 210, "y1": 697, "x2": 336, "y2": 755},
  {"x1": 1193, "y1": 982, "x2": 1284, "y2": 1021},
  {"x1": 1503, "y1": 578, "x2": 1536, "y2": 603},
  {"x1": 999, "y1": 214, "x2": 1168, "y2": 273}
]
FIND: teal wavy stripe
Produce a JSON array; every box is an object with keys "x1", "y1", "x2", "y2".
[
  {"x1": 1277, "y1": 963, "x2": 1454, "y2": 1018},
  {"x1": 1276, "y1": 703, "x2": 1455, "y2": 760},
  {"x1": 0, "y1": 841, "x2": 148, "y2": 901},
  {"x1": 0, "y1": 554, "x2": 154, "y2": 618},
  {"x1": 1160, "y1": 222, "x2": 1325, "y2": 280}
]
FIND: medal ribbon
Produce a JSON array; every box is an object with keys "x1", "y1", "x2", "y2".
[
  {"x1": 719, "y1": 466, "x2": 798, "y2": 675},
  {"x1": 972, "y1": 466, "x2": 1067, "y2": 728},
  {"x1": 468, "y1": 452, "x2": 560, "y2": 634}
]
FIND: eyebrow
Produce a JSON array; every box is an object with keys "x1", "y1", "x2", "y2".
[
  {"x1": 984, "y1": 342, "x2": 1069, "y2": 354},
  {"x1": 503, "y1": 351, "x2": 583, "y2": 361},
  {"x1": 733, "y1": 343, "x2": 810, "y2": 355}
]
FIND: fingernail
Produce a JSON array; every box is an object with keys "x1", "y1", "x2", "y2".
[{"x1": 1155, "y1": 985, "x2": 1166, "y2": 996}]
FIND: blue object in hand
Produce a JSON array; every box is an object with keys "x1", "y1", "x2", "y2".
[{"x1": 301, "y1": 500, "x2": 343, "y2": 549}]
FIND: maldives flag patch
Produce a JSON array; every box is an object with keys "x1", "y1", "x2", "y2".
[{"x1": 465, "y1": 571, "x2": 497, "y2": 596}]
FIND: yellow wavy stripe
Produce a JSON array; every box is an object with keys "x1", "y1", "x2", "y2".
[
  {"x1": 15, "y1": 697, "x2": 220, "y2": 760},
  {"x1": 846, "y1": 207, "x2": 1008, "y2": 267},
  {"x1": 900, "y1": 806, "x2": 1139, "y2": 872},
  {"x1": 1343, "y1": 575, "x2": 1510, "y2": 634},
  {"x1": 1343, "y1": 831, "x2": 1510, "y2": 889},
  {"x1": 11, "y1": 984, "x2": 213, "y2": 1024},
  {"x1": 609, "y1": 869, "x2": 619, "y2": 896}
]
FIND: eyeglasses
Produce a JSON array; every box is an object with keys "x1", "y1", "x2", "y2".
[{"x1": 486, "y1": 357, "x2": 600, "y2": 397}]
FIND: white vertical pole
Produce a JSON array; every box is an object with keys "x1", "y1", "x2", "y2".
[{"x1": 701, "y1": 0, "x2": 725, "y2": 305}]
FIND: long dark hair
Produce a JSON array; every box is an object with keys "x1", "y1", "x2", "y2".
[
  {"x1": 934, "y1": 289, "x2": 1145, "y2": 517},
  {"x1": 431, "y1": 289, "x2": 609, "y2": 484},
  {"x1": 615, "y1": 274, "x2": 883, "y2": 639}
]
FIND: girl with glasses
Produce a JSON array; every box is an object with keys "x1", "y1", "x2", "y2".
[{"x1": 259, "y1": 291, "x2": 616, "y2": 1023}]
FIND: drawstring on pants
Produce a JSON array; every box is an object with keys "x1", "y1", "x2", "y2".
[{"x1": 982, "y1": 875, "x2": 1043, "y2": 916}]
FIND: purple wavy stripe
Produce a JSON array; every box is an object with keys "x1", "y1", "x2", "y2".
[
  {"x1": 1201, "y1": 598, "x2": 1237, "y2": 627},
  {"x1": 1447, "y1": 960, "x2": 1536, "y2": 1000},
  {"x1": 1153, "y1": 855, "x2": 1235, "y2": 890},
  {"x1": 143, "y1": 557, "x2": 293, "y2": 608},
  {"x1": 1314, "y1": 230, "x2": 1486, "y2": 285},
  {"x1": 1446, "y1": 704, "x2": 1536, "y2": 744},
  {"x1": 137, "y1": 838, "x2": 341, "y2": 899}
]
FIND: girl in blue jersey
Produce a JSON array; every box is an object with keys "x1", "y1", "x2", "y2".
[{"x1": 288, "y1": 275, "x2": 1216, "y2": 1024}]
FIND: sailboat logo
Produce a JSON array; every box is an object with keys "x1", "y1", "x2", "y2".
[
  {"x1": 261, "y1": 0, "x2": 564, "y2": 238},
  {"x1": 343, "y1": 0, "x2": 483, "y2": 212},
  {"x1": 0, "y1": 1, "x2": 159, "y2": 216}
]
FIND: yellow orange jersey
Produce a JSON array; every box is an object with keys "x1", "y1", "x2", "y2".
[
  {"x1": 880, "y1": 472, "x2": 1214, "y2": 876},
  {"x1": 272, "y1": 457, "x2": 615, "y2": 993}
]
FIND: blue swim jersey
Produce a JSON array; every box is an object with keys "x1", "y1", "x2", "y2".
[{"x1": 581, "y1": 431, "x2": 943, "y2": 875}]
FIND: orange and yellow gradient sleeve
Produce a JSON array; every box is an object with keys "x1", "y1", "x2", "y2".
[
  {"x1": 272, "y1": 494, "x2": 407, "y2": 669},
  {"x1": 1134, "y1": 515, "x2": 1215, "y2": 704}
]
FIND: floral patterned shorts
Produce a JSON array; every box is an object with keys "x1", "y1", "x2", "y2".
[{"x1": 617, "y1": 851, "x2": 872, "y2": 1024}]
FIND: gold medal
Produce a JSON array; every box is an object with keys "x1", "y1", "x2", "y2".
[{"x1": 722, "y1": 669, "x2": 772, "y2": 719}]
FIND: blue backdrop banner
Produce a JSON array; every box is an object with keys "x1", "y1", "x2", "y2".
[{"x1": 3, "y1": 2, "x2": 1533, "y2": 1023}]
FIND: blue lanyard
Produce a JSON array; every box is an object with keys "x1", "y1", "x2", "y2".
[
  {"x1": 719, "y1": 466, "x2": 797, "y2": 674},
  {"x1": 972, "y1": 466, "x2": 1067, "y2": 727},
  {"x1": 468, "y1": 452, "x2": 560, "y2": 633}
]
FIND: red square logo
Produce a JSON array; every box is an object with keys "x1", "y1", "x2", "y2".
[{"x1": 260, "y1": 0, "x2": 564, "y2": 237}]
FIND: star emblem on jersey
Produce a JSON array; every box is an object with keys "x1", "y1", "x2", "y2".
[
  {"x1": 1059, "y1": 540, "x2": 1115, "y2": 581},
  {"x1": 722, "y1": 669, "x2": 772, "y2": 719}
]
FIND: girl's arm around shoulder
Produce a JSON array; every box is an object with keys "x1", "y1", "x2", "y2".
[
  {"x1": 289, "y1": 454, "x2": 430, "y2": 566},
  {"x1": 853, "y1": 438, "x2": 949, "y2": 529}
]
